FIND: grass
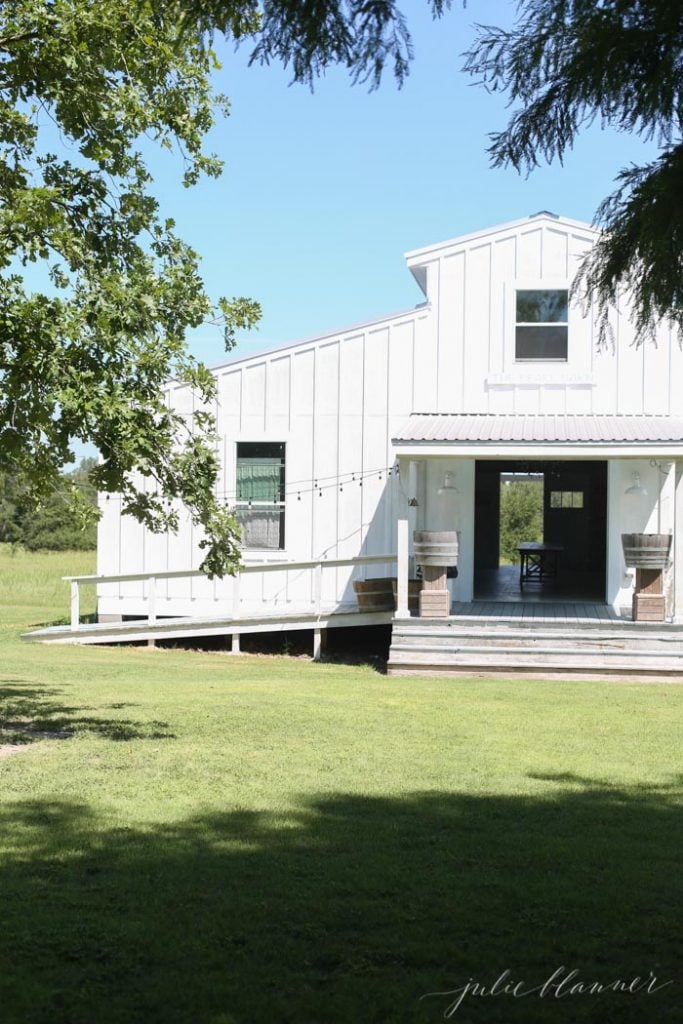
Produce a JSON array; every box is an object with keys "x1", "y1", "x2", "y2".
[{"x1": 0, "y1": 546, "x2": 681, "y2": 1023}]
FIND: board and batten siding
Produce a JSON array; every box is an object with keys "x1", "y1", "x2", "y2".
[
  {"x1": 97, "y1": 213, "x2": 683, "y2": 619},
  {"x1": 407, "y1": 218, "x2": 682, "y2": 417},
  {"x1": 97, "y1": 307, "x2": 430, "y2": 618}
]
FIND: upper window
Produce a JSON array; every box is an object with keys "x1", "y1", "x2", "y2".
[
  {"x1": 235, "y1": 442, "x2": 285, "y2": 550},
  {"x1": 515, "y1": 289, "x2": 568, "y2": 361}
]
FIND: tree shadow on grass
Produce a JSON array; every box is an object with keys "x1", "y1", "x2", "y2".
[
  {"x1": 0, "y1": 681, "x2": 174, "y2": 744},
  {"x1": 0, "y1": 779, "x2": 680, "y2": 1023}
]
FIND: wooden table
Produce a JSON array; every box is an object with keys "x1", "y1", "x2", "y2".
[{"x1": 518, "y1": 542, "x2": 563, "y2": 589}]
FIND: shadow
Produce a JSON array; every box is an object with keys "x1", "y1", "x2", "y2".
[
  {"x1": 0, "y1": 783, "x2": 680, "y2": 1022},
  {"x1": 158, "y1": 627, "x2": 391, "y2": 673},
  {"x1": 475, "y1": 565, "x2": 605, "y2": 603},
  {"x1": 0, "y1": 682, "x2": 174, "y2": 744}
]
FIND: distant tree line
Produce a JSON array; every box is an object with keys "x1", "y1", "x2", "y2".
[
  {"x1": 499, "y1": 480, "x2": 543, "y2": 565},
  {"x1": 0, "y1": 459, "x2": 98, "y2": 551}
]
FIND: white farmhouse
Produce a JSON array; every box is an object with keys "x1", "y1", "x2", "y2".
[{"x1": 88, "y1": 211, "x2": 683, "y2": 675}]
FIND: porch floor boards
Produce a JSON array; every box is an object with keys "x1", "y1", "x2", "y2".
[{"x1": 449, "y1": 600, "x2": 628, "y2": 625}]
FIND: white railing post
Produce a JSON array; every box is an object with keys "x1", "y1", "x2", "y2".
[
  {"x1": 148, "y1": 576, "x2": 157, "y2": 625},
  {"x1": 231, "y1": 571, "x2": 241, "y2": 653},
  {"x1": 146, "y1": 575, "x2": 157, "y2": 649},
  {"x1": 70, "y1": 581, "x2": 80, "y2": 630},
  {"x1": 232, "y1": 570, "x2": 241, "y2": 619},
  {"x1": 396, "y1": 517, "x2": 410, "y2": 618},
  {"x1": 314, "y1": 561, "x2": 323, "y2": 615}
]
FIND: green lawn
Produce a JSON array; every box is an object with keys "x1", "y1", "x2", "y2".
[{"x1": 0, "y1": 546, "x2": 681, "y2": 1023}]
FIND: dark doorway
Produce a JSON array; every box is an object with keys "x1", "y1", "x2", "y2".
[{"x1": 474, "y1": 460, "x2": 607, "y2": 602}]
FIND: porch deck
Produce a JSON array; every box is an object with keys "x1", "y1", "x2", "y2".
[{"x1": 450, "y1": 599, "x2": 627, "y2": 625}]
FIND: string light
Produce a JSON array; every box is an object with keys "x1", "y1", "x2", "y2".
[{"x1": 100, "y1": 462, "x2": 400, "y2": 505}]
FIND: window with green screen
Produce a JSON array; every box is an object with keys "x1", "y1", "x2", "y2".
[{"x1": 235, "y1": 442, "x2": 285, "y2": 549}]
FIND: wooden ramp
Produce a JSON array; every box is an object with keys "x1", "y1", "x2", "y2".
[
  {"x1": 388, "y1": 603, "x2": 683, "y2": 680},
  {"x1": 22, "y1": 608, "x2": 393, "y2": 647}
]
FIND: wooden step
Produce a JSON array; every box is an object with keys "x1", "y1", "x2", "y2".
[
  {"x1": 388, "y1": 619, "x2": 683, "y2": 679},
  {"x1": 390, "y1": 631, "x2": 683, "y2": 655}
]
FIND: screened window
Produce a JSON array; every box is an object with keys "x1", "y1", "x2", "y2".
[
  {"x1": 235, "y1": 442, "x2": 285, "y2": 550},
  {"x1": 516, "y1": 289, "x2": 568, "y2": 360}
]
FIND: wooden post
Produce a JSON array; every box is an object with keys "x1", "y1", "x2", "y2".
[
  {"x1": 70, "y1": 581, "x2": 80, "y2": 630},
  {"x1": 312, "y1": 627, "x2": 325, "y2": 661},
  {"x1": 396, "y1": 516, "x2": 409, "y2": 618}
]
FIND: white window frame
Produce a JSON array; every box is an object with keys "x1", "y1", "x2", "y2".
[
  {"x1": 234, "y1": 442, "x2": 286, "y2": 553},
  {"x1": 514, "y1": 285, "x2": 569, "y2": 363}
]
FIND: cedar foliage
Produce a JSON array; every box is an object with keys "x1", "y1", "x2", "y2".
[{"x1": 464, "y1": 0, "x2": 683, "y2": 346}]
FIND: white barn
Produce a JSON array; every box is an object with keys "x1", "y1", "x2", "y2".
[{"x1": 88, "y1": 211, "x2": 683, "y2": 673}]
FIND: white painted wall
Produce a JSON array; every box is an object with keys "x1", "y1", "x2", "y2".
[
  {"x1": 97, "y1": 213, "x2": 681, "y2": 620},
  {"x1": 406, "y1": 215, "x2": 682, "y2": 417},
  {"x1": 607, "y1": 458, "x2": 680, "y2": 615},
  {"x1": 97, "y1": 306, "x2": 430, "y2": 618}
]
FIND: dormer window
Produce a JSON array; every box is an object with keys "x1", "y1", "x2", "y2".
[{"x1": 515, "y1": 289, "x2": 568, "y2": 361}]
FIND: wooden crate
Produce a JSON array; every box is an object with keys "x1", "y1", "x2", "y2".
[
  {"x1": 633, "y1": 594, "x2": 666, "y2": 622},
  {"x1": 419, "y1": 589, "x2": 450, "y2": 618}
]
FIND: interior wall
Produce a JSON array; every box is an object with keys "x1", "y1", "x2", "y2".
[
  {"x1": 422, "y1": 458, "x2": 475, "y2": 602},
  {"x1": 474, "y1": 464, "x2": 502, "y2": 569},
  {"x1": 607, "y1": 459, "x2": 677, "y2": 613}
]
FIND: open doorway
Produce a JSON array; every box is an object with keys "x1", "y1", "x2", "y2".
[{"x1": 474, "y1": 460, "x2": 607, "y2": 602}]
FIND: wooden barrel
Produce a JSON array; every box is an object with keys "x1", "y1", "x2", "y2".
[
  {"x1": 391, "y1": 578, "x2": 421, "y2": 613},
  {"x1": 352, "y1": 578, "x2": 395, "y2": 611},
  {"x1": 621, "y1": 533, "x2": 671, "y2": 569},
  {"x1": 413, "y1": 530, "x2": 459, "y2": 567}
]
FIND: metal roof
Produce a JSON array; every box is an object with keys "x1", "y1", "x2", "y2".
[{"x1": 393, "y1": 414, "x2": 683, "y2": 445}]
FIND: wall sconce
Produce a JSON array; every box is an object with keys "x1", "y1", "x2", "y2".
[
  {"x1": 625, "y1": 471, "x2": 648, "y2": 496},
  {"x1": 438, "y1": 471, "x2": 458, "y2": 495},
  {"x1": 408, "y1": 497, "x2": 419, "y2": 507}
]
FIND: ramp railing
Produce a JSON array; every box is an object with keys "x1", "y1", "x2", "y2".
[{"x1": 64, "y1": 554, "x2": 398, "y2": 631}]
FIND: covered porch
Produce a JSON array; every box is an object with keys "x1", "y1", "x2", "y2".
[{"x1": 392, "y1": 414, "x2": 683, "y2": 625}]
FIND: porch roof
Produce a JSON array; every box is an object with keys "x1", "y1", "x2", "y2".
[{"x1": 392, "y1": 414, "x2": 683, "y2": 458}]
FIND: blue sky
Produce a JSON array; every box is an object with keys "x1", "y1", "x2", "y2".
[{"x1": 141, "y1": 0, "x2": 657, "y2": 367}]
